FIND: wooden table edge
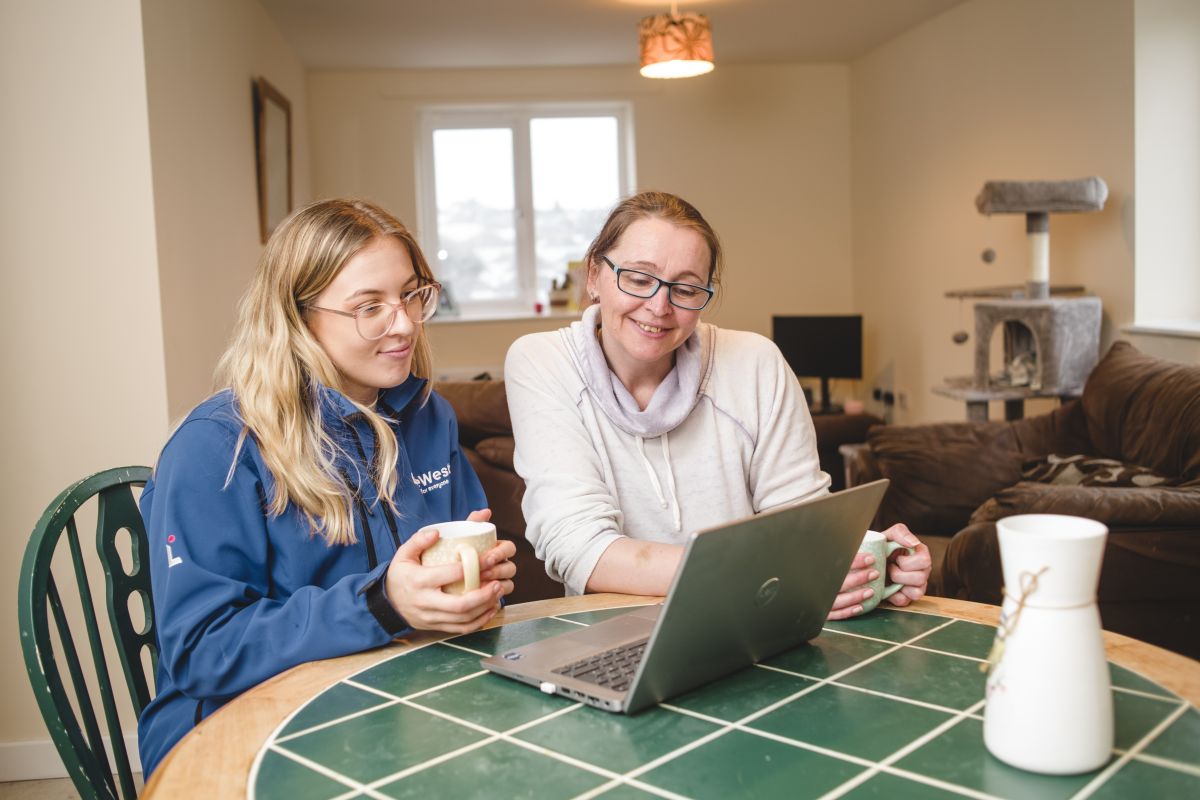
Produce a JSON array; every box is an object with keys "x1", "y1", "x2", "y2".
[{"x1": 142, "y1": 593, "x2": 1197, "y2": 798}]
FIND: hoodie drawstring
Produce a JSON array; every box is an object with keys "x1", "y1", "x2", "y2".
[
  {"x1": 660, "y1": 433, "x2": 681, "y2": 532},
  {"x1": 635, "y1": 434, "x2": 682, "y2": 533}
]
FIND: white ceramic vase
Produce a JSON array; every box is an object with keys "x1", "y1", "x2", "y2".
[{"x1": 983, "y1": 514, "x2": 1113, "y2": 775}]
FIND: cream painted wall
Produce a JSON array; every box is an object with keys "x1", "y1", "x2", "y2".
[
  {"x1": 307, "y1": 64, "x2": 855, "y2": 374},
  {"x1": 142, "y1": 0, "x2": 312, "y2": 421},
  {"x1": 0, "y1": 0, "x2": 168, "y2": 763},
  {"x1": 851, "y1": 0, "x2": 1139, "y2": 424}
]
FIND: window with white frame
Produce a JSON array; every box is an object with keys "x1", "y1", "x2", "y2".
[{"x1": 417, "y1": 104, "x2": 634, "y2": 316}]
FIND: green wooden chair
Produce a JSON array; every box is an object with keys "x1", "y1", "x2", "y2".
[{"x1": 18, "y1": 466, "x2": 156, "y2": 800}]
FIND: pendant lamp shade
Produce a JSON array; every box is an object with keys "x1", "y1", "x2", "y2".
[{"x1": 639, "y1": 12, "x2": 714, "y2": 79}]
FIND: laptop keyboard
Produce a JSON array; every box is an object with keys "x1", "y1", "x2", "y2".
[{"x1": 551, "y1": 639, "x2": 648, "y2": 692}]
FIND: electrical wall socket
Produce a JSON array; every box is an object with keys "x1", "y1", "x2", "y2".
[{"x1": 897, "y1": 391, "x2": 908, "y2": 411}]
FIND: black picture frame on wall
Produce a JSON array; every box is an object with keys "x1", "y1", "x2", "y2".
[{"x1": 253, "y1": 77, "x2": 292, "y2": 244}]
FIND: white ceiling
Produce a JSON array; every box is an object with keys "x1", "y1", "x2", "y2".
[{"x1": 260, "y1": 0, "x2": 967, "y2": 71}]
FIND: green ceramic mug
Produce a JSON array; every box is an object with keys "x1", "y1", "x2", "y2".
[{"x1": 858, "y1": 530, "x2": 914, "y2": 612}]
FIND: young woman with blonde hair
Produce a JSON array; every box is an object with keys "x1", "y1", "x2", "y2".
[{"x1": 138, "y1": 199, "x2": 516, "y2": 775}]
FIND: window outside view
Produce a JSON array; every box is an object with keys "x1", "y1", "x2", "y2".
[
  {"x1": 428, "y1": 113, "x2": 625, "y2": 312},
  {"x1": 431, "y1": 128, "x2": 517, "y2": 303},
  {"x1": 531, "y1": 117, "x2": 620, "y2": 301}
]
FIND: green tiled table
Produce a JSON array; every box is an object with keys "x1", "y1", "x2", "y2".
[{"x1": 144, "y1": 596, "x2": 1200, "y2": 800}]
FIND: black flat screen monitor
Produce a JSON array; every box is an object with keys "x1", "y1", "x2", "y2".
[{"x1": 772, "y1": 315, "x2": 862, "y2": 414}]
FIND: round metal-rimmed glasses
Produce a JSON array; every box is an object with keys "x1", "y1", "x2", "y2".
[
  {"x1": 306, "y1": 283, "x2": 442, "y2": 341},
  {"x1": 601, "y1": 256, "x2": 713, "y2": 311}
]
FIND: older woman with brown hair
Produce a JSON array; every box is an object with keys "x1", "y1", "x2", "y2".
[{"x1": 506, "y1": 190, "x2": 930, "y2": 607}]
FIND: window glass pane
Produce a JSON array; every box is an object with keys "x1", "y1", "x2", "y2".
[
  {"x1": 531, "y1": 117, "x2": 621, "y2": 296},
  {"x1": 432, "y1": 128, "x2": 516, "y2": 302}
]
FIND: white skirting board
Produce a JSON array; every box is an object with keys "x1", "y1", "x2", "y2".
[{"x1": 0, "y1": 735, "x2": 141, "y2": 782}]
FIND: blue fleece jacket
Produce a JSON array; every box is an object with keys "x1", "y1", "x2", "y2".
[{"x1": 137, "y1": 377, "x2": 486, "y2": 775}]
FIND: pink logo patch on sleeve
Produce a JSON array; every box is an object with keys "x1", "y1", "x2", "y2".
[{"x1": 165, "y1": 533, "x2": 183, "y2": 567}]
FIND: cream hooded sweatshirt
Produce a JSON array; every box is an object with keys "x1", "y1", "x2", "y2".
[{"x1": 505, "y1": 305, "x2": 830, "y2": 595}]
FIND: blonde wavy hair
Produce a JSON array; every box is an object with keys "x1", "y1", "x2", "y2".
[{"x1": 215, "y1": 198, "x2": 437, "y2": 546}]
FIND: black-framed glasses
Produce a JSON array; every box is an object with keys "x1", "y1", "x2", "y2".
[
  {"x1": 306, "y1": 283, "x2": 442, "y2": 340},
  {"x1": 601, "y1": 256, "x2": 713, "y2": 310}
]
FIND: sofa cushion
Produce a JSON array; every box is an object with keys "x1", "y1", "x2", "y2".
[
  {"x1": 1081, "y1": 341, "x2": 1200, "y2": 480},
  {"x1": 1021, "y1": 454, "x2": 1179, "y2": 488},
  {"x1": 865, "y1": 421, "x2": 1025, "y2": 536},
  {"x1": 434, "y1": 380, "x2": 512, "y2": 446},
  {"x1": 475, "y1": 436, "x2": 515, "y2": 472},
  {"x1": 969, "y1": 481, "x2": 1200, "y2": 528}
]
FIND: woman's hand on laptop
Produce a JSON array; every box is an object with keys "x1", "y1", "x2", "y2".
[{"x1": 879, "y1": 523, "x2": 931, "y2": 607}]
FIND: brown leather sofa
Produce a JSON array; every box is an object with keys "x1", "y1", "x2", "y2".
[
  {"x1": 437, "y1": 379, "x2": 884, "y2": 603},
  {"x1": 845, "y1": 342, "x2": 1200, "y2": 658},
  {"x1": 434, "y1": 380, "x2": 560, "y2": 604}
]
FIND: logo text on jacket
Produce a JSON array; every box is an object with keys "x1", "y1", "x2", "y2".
[{"x1": 411, "y1": 462, "x2": 452, "y2": 494}]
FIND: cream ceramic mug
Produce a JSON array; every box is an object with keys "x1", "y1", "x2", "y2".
[
  {"x1": 417, "y1": 520, "x2": 497, "y2": 595},
  {"x1": 858, "y1": 530, "x2": 914, "y2": 612}
]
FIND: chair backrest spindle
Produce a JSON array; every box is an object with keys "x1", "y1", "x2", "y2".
[{"x1": 18, "y1": 466, "x2": 155, "y2": 800}]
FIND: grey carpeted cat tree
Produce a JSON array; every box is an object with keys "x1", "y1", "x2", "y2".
[
  {"x1": 935, "y1": 177, "x2": 1108, "y2": 420},
  {"x1": 970, "y1": 176, "x2": 1106, "y2": 395}
]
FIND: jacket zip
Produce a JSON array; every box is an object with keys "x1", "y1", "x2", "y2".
[{"x1": 343, "y1": 416, "x2": 403, "y2": 561}]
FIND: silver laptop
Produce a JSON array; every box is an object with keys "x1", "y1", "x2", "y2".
[{"x1": 481, "y1": 479, "x2": 889, "y2": 713}]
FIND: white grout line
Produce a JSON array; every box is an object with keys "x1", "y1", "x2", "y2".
[
  {"x1": 827, "y1": 677, "x2": 983, "y2": 717},
  {"x1": 439, "y1": 638, "x2": 493, "y2": 657},
  {"x1": 620, "y1": 727, "x2": 740, "y2": 781},
  {"x1": 663, "y1": 704, "x2": 880, "y2": 769},
  {"x1": 272, "y1": 696, "x2": 402, "y2": 744},
  {"x1": 571, "y1": 778, "x2": 663, "y2": 800},
  {"x1": 351, "y1": 669, "x2": 489, "y2": 701},
  {"x1": 1070, "y1": 700, "x2": 1193, "y2": 800},
  {"x1": 817, "y1": 626, "x2": 914, "y2": 645},
  {"x1": 1110, "y1": 684, "x2": 1186, "y2": 703},
  {"x1": 355, "y1": 698, "x2": 688, "y2": 799},
  {"x1": 499, "y1": 728, "x2": 620, "y2": 778},
  {"x1": 905, "y1": 644, "x2": 987, "y2": 663},
  {"x1": 873, "y1": 764, "x2": 1004, "y2": 800},
  {"x1": 245, "y1": 665, "x2": 378, "y2": 798},
  {"x1": 362, "y1": 735, "x2": 501, "y2": 790},
  {"x1": 818, "y1": 700, "x2": 995, "y2": 800},
  {"x1": 1117, "y1": 747, "x2": 1200, "y2": 778},
  {"x1": 395, "y1": 696, "x2": 507, "y2": 737},
  {"x1": 754, "y1": 659, "x2": 981, "y2": 718},
  {"x1": 267, "y1": 743, "x2": 371, "y2": 795},
  {"x1": 875, "y1": 606, "x2": 959, "y2": 619},
  {"x1": 503, "y1": 702, "x2": 585, "y2": 733},
  {"x1": 275, "y1": 668, "x2": 490, "y2": 743},
  {"x1": 349, "y1": 702, "x2": 592, "y2": 793}
]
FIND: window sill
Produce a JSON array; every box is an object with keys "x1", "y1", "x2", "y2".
[
  {"x1": 428, "y1": 309, "x2": 581, "y2": 326},
  {"x1": 1122, "y1": 321, "x2": 1200, "y2": 340}
]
